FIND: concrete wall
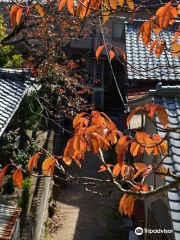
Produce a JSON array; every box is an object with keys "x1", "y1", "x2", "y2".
[{"x1": 33, "y1": 177, "x2": 51, "y2": 240}]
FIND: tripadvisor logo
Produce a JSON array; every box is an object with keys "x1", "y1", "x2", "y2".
[
  {"x1": 135, "y1": 227, "x2": 143, "y2": 235},
  {"x1": 135, "y1": 227, "x2": 174, "y2": 235}
]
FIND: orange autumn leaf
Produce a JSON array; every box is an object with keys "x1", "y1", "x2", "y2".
[
  {"x1": 144, "y1": 103, "x2": 169, "y2": 128},
  {"x1": 134, "y1": 162, "x2": 147, "y2": 171},
  {"x1": 12, "y1": 169, "x2": 23, "y2": 189},
  {"x1": 64, "y1": 137, "x2": 76, "y2": 158},
  {"x1": 138, "y1": 20, "x2": 151, "y2": 46},
  {"x1": 123, "y1": 195, "x2": 134, "y2": 218},
  {"x1": 135, "y1": 132, "x2": 154, "y2": 155},
  {"x1": 155, "y1": 42, "x2": 164, "y2": 57},
  {"x1": 16, "y1": 8, "x2": 23, "y2": 25},
  {"x1": 73, "y1": 112, "x2": 87, "y2": 128},
  {"x1": 73, "y1": 134, "x2": 87, "y2": 154},
  {"x1": 58, "y1": 0, "x2": 68, "y2": 11},
  {"x1": 78, "y1": 118, "x2": 89, "y2": 133},
  {"x1": 96, "y1": 45, "x2": 106, "y2": 61},
  {"x1": 98, "y1": 164, "x2": 113, "y2": 172},
  {"x1": 141, "y1": 183, "x2": 149, "y2": 192},
  {"x1": 100, "y1": 112, "x2": 114, "y2": 123},
  {"x1": 156, "y1": 1, "x2": 172, "y2": 28},
  {"x1": 121, "y1": 164, "x2": 128, "y2": 178},
  {"x1": 156, "y1": 165, "x2": 171, "y2": 178},
  {"x1": 42, "y1": 156, "x2": 54, "y2": 175},
  {"x1": 77, "y1": 0, "x2": 97, "y2": 18},
  {"x1": 171, "y1": 42, "x2": 180, "y2": 57},
  {"x1": 126, "y1": 0, "x2": 134, "y2": 10},
  {"x1": 133, "y1": 163, "x2": 148, "y2": 179},
  {"x1": 157, "y1": 141, "x2": 168, "y2": 156},
  {"x1": 152, "y1": 133, "x2": 163, "y2": 143},
  {"x1": 115, "y1": 136, "x2": 130, "y2": 168},
  {"x1": 178, "y1": 4, "x2": 180, "y2": 14},
  {"x1": 107, "y1": 122, "x2": 117, "y2": 132},
  {"x1": 130, "y1": 141, "x2": 141, "y2": 156},
  {"x1": 35, "y1": 4, "x2": 44, "y2": 17},
  {"x1": 10, "y1": 4, "x2": 20, "y2": 16},
  {"x1": 152, "y1": 16, "x2": 162, "y2": 34},
  {"x1": 87, "y1": 134, "x2": 101, "y2": 154},
  {"x1": 109, "y1": 49, "x2": 115, "y2": 60},
  {"x1": 67, "y1": 0, "x2": 75, "y2": 15},
  {"x1": 108, "y1": 133, "x2": 117, "y2": 144},
  {"x1": 113, "y1": 163, "x2": 121, "y2": 177},
  {"x1": 0, "y1": 164, "x2": 13, "y2": 188},
  {"x1": 169, "y1": 7, "x2": 178, "y2": 25},
  {"x1": 98, "y1": 165, "x2": 107, "y2": 172},
  {"x1": 91, "y1": 111, "x2": 107, "y2": 128},
  {"x1": 117, "y1": 0, "x2": 124, "y2": 7},
  {"x1": 149, "y1": 38, "x2": 160, "y2": 55},
  {"x1": 10, "y1": 5, "x2": 21, "y2": 29},
  {"x1": 94, "y1": 0, "x2": 102, "y2": 10},
  {"x1": 119, "y1": 194, "x2": 128, "y2": 214},
  {"x1": 144, "y1": 103, "x2": 156, "y2": 119},
  {"x1": 133, "y1": 167, "x2": 147, "y2": 179},
  {"x1": 63, "y1": 156, "x2": 72, "y2": 165},
  {"x1": 28, "y1": 152, "x2": 42, "y2": 174},
  {"x1": 135, "y1": 132, "x2": 154, "y2": 147},
  {"x1": 49, "y1": 159, "x2": 57, "y2": 177},
  {"x1": 109, "y1": 0, "x2": 117, "y2": 9},
  {"x1": 101, "y1": 0, "x2": 110, "y2": 24},
  {"x1": 154, "y1": 104, "x2": 169, "y2": 128},
  {"x1": 127, "y1": 106, "x2": 142, "y2": 126}
]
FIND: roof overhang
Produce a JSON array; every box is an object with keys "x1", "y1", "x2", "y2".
[{"x1": 0, "y1": 68, "x2": 33, "y2": 137}]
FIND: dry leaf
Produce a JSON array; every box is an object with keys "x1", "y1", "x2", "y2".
[
  {"x1": 35, "y1": 4, "x2": 44, "y2": 17},
  {"x1": 113, "y1": 163, "x2": 121, "y2": 177},
  {"x1": 13, "y1": 169, "x2": 23, "y2": 189}
]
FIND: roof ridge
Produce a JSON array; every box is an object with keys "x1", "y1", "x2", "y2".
[{"x1": 0, "y1": 68, "x2": 31, "y2": 82}]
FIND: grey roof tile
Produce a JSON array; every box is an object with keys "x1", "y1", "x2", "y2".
[
  {"x1": 0, "y1": 69, "x2": 32, "y2": 137},
  {"x1": 125, "y1": 21, "x2": 180, "y2": 80},
  {"x1": 152, "y1": 93, "x2": 180, "y2": 239}
]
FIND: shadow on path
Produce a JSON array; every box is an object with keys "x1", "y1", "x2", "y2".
[{"x1": 51, "y1": 152, "x2": 125, "y2": 240}]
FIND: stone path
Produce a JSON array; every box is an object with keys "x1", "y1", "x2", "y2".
[{"x1": 51, "y1": 152, "x2": 125, "y2": 240}]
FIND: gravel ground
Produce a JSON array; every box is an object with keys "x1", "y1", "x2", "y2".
[{"x1": 50, "y1": 152, "x2": 124, "y2": 240}]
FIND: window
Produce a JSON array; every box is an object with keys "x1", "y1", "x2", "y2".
[{"x1": 112, "y1": 22, "x2": 124, "y2": 40}]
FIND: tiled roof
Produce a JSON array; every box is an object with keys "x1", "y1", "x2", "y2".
[
  {"x1": 129, "y1": 84, "x2": 180, "y2": 240},
  {"x1": 129, "y1": 83, "x2": 180, "y2": 240},
  {"x1": 152, "y1": 93, "x2": 180, "y2": 240},
  {"x1": 0, "y1": 68, "x2": 32, "y2": 137},
  {"x1": 0, "y1": 204, "x2": 21, "y2": 240},
  {"x1": 125, "y1": 21, "x2": 180, "y2": 80}
]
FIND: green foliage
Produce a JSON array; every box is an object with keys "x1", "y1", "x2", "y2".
[
  {"x1": 18, "y1": 178, "x2": 32, "y2": 212},
  {"x1": 0, "y1": 194, "x2": 10, "y2": 205},
  {"x1": 0, "y1": 131, "x2": 38, "y2": 168},
  {"x1": 16, "y1": 141, "x2": 38, "y2": 168},
  {"x1": 0, "y1": 14, "x2": 23, "y2": 68},
  {"x1": 11, "y1": 94, "x2": 44, "y2": 130}
]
